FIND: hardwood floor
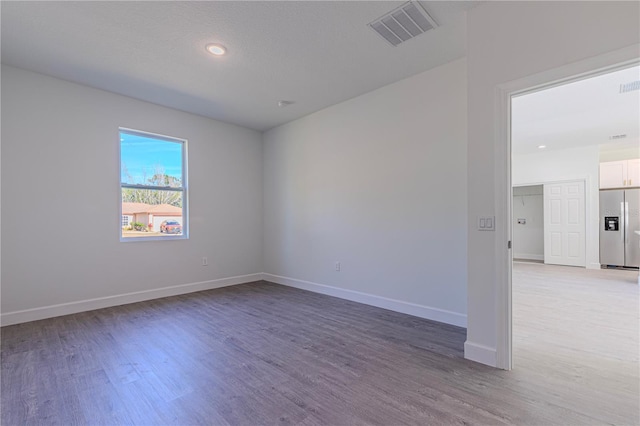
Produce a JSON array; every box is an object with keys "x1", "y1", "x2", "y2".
[
  {"x1": 1, "y1": 267, "x2": 638, "y2": 425},
  {"x1": 512, "y1": 262, "x2": 639, "y2": 425}
]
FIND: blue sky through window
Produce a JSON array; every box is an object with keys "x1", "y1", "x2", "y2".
[{"x1": 120, "y1": 131, "x2": 183, "y2": 185}]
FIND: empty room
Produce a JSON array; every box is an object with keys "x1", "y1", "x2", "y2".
[{"x1": 1, "y1": 1, "x2": 639, "y2": 425}]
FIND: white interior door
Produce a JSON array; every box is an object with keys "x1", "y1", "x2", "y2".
[{"x1": 544, "y1": 180, "x2": 586, "y2": 267}]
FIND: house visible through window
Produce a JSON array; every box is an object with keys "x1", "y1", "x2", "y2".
[{"x1": 120, "y1": 128, "x2": 187, "y2": 240}]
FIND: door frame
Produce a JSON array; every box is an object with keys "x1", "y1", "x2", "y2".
[{"x1": 494, "y1": 45, "x2": 640, "y2": 370}]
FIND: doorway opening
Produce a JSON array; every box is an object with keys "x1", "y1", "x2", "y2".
[
  {"x1": 512, "y1": 184, "x2": 543, "y2": 264},
  {"x1": 505, "y1": 63, "x2": 639, "y2": 420},
  {"x1": 495, "y1": 51, "x2": 640, "y2": 371}
]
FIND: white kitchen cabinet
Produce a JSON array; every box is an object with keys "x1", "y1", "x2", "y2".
[
  {"x1": 600, "y1": 159, "x2": 640, "y2": 189},
  {"x1": 628, "y1": 159, "x2": 640, "y2": 187}
]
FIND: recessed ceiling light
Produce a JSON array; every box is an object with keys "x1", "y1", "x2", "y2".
[
  {"x1": 538, "y1": 145, "x2": 546, "y2": 149},
  {"x1": 205, "y1": 43, "x2": 226, "y2": 56}
]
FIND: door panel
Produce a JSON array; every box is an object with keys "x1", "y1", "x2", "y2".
[
  {"x1": 544, "y1": 181, "x2": 586, "y2": 267},
  {"x1": 550, "y1": 199, "x2": 561, "y2": 224},
  {"x1": 551, "y1": 232, "x2": 562, "y2": 256},
  {"x1": 567, "y1": 199, "x2": 579, "y2": 223},
  {"x1": 567, "y1": 232, "x2": 580, "y2": 258}
]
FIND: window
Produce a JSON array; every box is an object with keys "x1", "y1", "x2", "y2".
[{"x1": 120, "y1": 128, "x2": 187, "y2": 240}]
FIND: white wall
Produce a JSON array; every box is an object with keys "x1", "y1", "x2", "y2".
[
  {"x1": 512, "y1": 145, "x2": 600, "y2": 268},
  {"x1": 600, "y1": 146, "x2": 640, "y2": 163},
  {"x1": 263, "y1": 58, "x2": 468, "y2": 327},
  {"x1": 466, "y1": 1, "x2": 640, "y2": 366},
  {"x1": 512, "y1": 185, "x2": 543, "y2": 261},
  {"x1": 1, "y1": 65, "x2": 264, "y2": 323}
]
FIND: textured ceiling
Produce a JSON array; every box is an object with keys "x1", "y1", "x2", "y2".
[
  {"x1": 1, "y1": 1, "x2": 475, "y2": 131},
  {"x1": 512, "y1": 65, "x2": 640, "y2": 155}
]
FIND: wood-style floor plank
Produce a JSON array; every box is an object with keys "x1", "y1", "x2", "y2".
[{"x1": 2, "y1": 264, "x2": 638, "y2": 425}]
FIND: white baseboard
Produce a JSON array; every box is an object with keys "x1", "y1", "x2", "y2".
[
  {"x1": 464, "y1": 340, "x2": 497, "y2": 367},
  {"x1": 263, "y1": 273, "x2": 467, "y2": 328},
  {"x1": 1, "y1": 273, "x2": 263, "y2": 326},
  {"x1": 513, "y1": 253, "x2": 543, "y2": 261},
  {"x1": 587, "y1": 262, "x2": 601, "y2": 270},
  {"x1": 3, "y1": 271, "x2": 467, "y2": 337}
]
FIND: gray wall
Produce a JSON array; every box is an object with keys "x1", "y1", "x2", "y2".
[
  {"x1": 1, "y1": 65, "x2": 264, "y2": 318},
  {"x1": 512, "y1": 186, "x2": 543, "y2": 261},
  {"x1": 263, "y1": 58, "x2": 468, "y2": 326}
]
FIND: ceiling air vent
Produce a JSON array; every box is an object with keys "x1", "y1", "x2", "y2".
[
  {"x1": 368, "y1": 1, "x2": 438, "y2": 47},
  {"x1": 619, "y1": 81, "x2": 640, "y2": 93}
]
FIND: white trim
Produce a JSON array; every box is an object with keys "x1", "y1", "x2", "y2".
[
  {"x1": 513, "y1": 254, "x2": 544, "y2": 261},
  {"x1": 1, "y1": 271, "x2": 468, "y2": 328},
  {"x1": 495, "y1": 45, "x2": 640, "y2": 371},
  {"x1": 0, "y1": 273, "x2": 263, "y2": 326},
  {"x1": 495, "y1": 84, "x2": 513, "y2": 370},
  {"x1": 118, "y1": 127, "x2": 189, "y2": 242},
  {"x1": 263, "y1": 273, "x2": 467, "y2": 328},
  {"x1": 587, "y1": 262, "x2": 601, "y2": 270},
  {"x1": 464, "y1": 340, "x2": 497, "y2": 366}
]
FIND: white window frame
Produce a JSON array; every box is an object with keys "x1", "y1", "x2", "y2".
[{"x1": 119, "y1": 127, "x2": 188, "y2": 242}]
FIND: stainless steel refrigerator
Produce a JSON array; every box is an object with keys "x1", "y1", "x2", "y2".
[{"x1": 600, "y1": 188, "x2": 640, "y2": 268}]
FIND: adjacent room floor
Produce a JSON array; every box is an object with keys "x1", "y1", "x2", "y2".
[
  {"x1": 1, "y1": 264, "x2": 638, "y2": 425},
  {"x1": 512, "y1": 261, "x2": 639, "y2": 425}
]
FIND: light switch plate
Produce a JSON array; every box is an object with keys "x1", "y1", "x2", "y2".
[{"x1": 477, "y1": 216, "x2": 495, "y2": 231}]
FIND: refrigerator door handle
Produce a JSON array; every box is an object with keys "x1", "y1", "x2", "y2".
[
  {"x1": 624, "y1": 201, "x2": 629, "y2": 244},
  {"x1": 621, "y1": 202, "x2": 626, "y2": 242}
]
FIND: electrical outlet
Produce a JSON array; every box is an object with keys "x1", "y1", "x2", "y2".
[
  {"x1": 335, "y1": 261, "x2": 341, "y2": 272},
  {"x1": 202, "y1": 257, "x2": 208, "y2": 266}
]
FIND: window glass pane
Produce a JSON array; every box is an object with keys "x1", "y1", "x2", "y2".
[
  {"x1": 121, "y1": 187, "x2": 184, "y2": 238},
  {"x1": 120, "y1": 131, "x2": 183, "y2": 187}
]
